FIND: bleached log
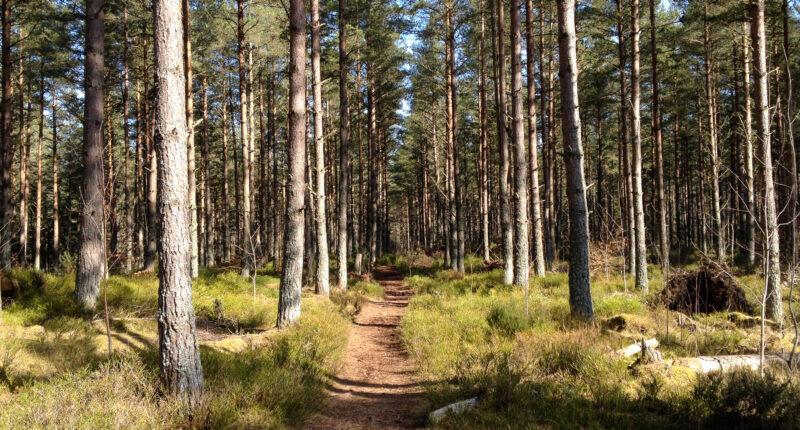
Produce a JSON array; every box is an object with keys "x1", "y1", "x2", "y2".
[
  {"x1": 429, "y1": 397, "x2": 478, "y2": 424},
  {"x1": 672, "y1": 354, "x2": 790, "y2": 374},
  {"x1": 616, "y1": 338, "x2": 659, "y2": 357}
]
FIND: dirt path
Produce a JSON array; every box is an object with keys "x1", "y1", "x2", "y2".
[{"x1": 306, "y1": 265, "x2": 427, "y2": 429}]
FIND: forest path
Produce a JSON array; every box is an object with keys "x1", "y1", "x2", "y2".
[{"x1": 306, "y1": 265, "x2": 427, "y2": 429}]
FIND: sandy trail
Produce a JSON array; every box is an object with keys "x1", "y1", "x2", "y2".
[{"x1": 306, "y1": 265, "x2": 426, "y2": 429}]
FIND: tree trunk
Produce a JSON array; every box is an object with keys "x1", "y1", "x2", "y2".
[
  {"x1": 221, "y1": 66, "x2": 231, "y2": 262},
  {"x1": 52, "y1": 86, "x2": 59, "y2": 264},
  {"x1": 526, "y1": 0, "x2": 545, "y2": 277},
  {"x1": 479, "y1": 1, "x2": 490, "y2": 263},
  {"x1": 184, "y1": 0, "x2": 198, "y2": 278},
  {"x1": 122, "y1": 6, "x2": 133, "y2": 272},
  {"x1": 510, "y1": 0, "x2": 529, "y2": 287},
  {"x1": 703, "y1": 3, "x2": 723, "y2": 262},
  {"x1": 144, "y1": 34, "x2": 158, "y2": 272},
  {"x1": 17, "y1": 38, "x2": 28, "y2": 265},
  {"x1": 203, "y1": 77, "x2": 214, "y2": 265},
  {"x1": 258, "y1": 73, "x2": 266, "y2": 260},
  {"x1": 368, "y1": 75, "x2": 378, "y2": 265},
  {"x1": 268, "y1": 64, "x2": 278, "y2": 262},
  {"x1": 75, "y1": 0, "x2": 106, "y2": 311},
  {"x1": 649, "y1": 0, "x2": 668, "y2": 271},
  {"x1": 136, "y1": 81, "x2": 144, "y2": 265},
  {"x1": 311, "y1": 0, "x2": 329, "y2": 296},
  {"x1": 0, "y1": 0, "x2": 11, "y2": 266},
  {"x1": 34, "y1": 66, "x2": 43, "y2": 271},
  {"x1": 496, "y1": 0, "x2": 513, "y2": 285},
  {"x1": 105, "y1": 90, "x2": 117, "y2": 260},
  {"x1": 153, "y1": 0, "x2": 204, "y2": 405},
  {"x1": 749, "y1": 0, "x2": 781, "y2": 322},
  {"x1": 277, "y1": 0, "x2": 306, "y2": 328},
  {"x1": 444, "y1": 4, "x2": 463, "y2": 273},
  {"x1": 631, "y1": 0, "x2": 648, "y2": 291},
  {"x1": 617, "y1": 0, "x2": 635, "y2": 276},
  {"x1": 338, "y1": 0, "x2": 350, "y2": 287},
  {"x1": 741, "y1": 24, "x2": 755, "y2": 271},
  {"x1": 237, "y1": 0, "x2": 253, "y2": 277},
  {"x1": 556, "y1": 0, "x2": 594, "y2": 319},
  {"x1": 539, "y1": 0, "x2": 555, "y2": 269}
]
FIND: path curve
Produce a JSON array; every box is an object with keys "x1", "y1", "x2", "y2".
[{"x1": 306, "y1": 265, "x2": 426, "y2": 429}]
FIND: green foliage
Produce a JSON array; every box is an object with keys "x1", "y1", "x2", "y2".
[
  {"x1": 691, "y1": 368, "x2": 800, "y2": 429},
  {"x1": 401, "y1": 262, "x2": 800, "y2": 429},
  {"x1": 594, "y1": 294, "x2": 646, "y2": 317},
  {"x1": 486, "y1": 303, "x2": 529, "y2": 336}
]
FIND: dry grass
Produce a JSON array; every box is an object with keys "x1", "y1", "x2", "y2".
[
  {"x1": 398, "y1": 252, "x2": 800, "y2": 429},
  {"x1": 0, "y1": 267, "x2": 349, "y2": 429}
]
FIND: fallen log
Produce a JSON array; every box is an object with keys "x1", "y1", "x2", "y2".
[
  {"x1": 672, "y1": 354, "x2": 794, "y2": 374},
  {"x1": 429, "y1": 397, "x2": 479, "y2": 424},
  {"x1": 616, "y1": 338, "x2": 659, "y2": 357}
]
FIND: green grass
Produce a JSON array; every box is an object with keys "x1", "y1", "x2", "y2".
[
  {"x1": 398, "y1": 253, "x2": 800, "y2": 429},
  {"x1": 0, "y1": 266, "x2": 348, "y2": 429}
]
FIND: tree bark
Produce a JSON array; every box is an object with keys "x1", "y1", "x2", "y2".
[
  {"x1": 338, "y1": 0, "x2": 350, "y2": 286},
  {"x1": 539, "y1": 0, "x2": 555, "y2": 269},
  {"x1": 277, "y1": 0, "x2": 307, "y2": 328},
  {"x1": 0, "y1": 0, "x2": 11, "y2": 266},
  {"x1": 368, "y1": 75, "x2": 377, "y2": 265},
  {"x1": 617, "y1": 0, "x2": 635, "y2": 276},
  {"x1": 703, "y1": 3, "x2": 723, "y2": 262},
  {"x1": 75, "y1": 0, "x2": 106, "y2": 311},
  {"x1": 52, "y1": 86, "x2": 59, "y2": 263},
  {"x1": 444, "y1": 4, "x2": 463, "y2": 273},
  {"x1": 203, "y1": 77, "x2": 214, "y2": 265},
  {"x1": 749, "y1": 0, "x2": 781, "y2": 322},
  {"x1": 556, "y1": 0, "x2": 594, "y2": 319},
  {"x1": 183, "y1": 0, "x2": 198, "y2": 278},
  {"x1": 34, "y1": 65, "x2": 43, "y2": 270},
  {"x1": 631, "y1": 0, "x2": 648, "y2": 291},
  {"x1": 136, "y1": 80, "x2": 144, "y2": 265},
  {"x1": 526, "y1": 0, "x2": 545, "y2": 277},
  {"x1": 496, "y1": 0, "x2": 513, "y2": 285},
  {"x1": 153, "y1": 0, "x2": 204, "y2": 405},
  {"x1": 742, "y1": 23, "x2": 755, "y2": 271},
  {"x1": 311, "y1": 0, "x2": 329, "y2": 296},
  {"x1": 221, "y1": 65, "x2": 231, "y2": 262},
  {"x1": 237, "y1": 0, "x2": 253, "y2": 277},
  {"x1": 144, "y1": 34, "x2": 158, "y2": 271},
  {"x1": 122, "y1": 6, "x2": 133, "y2": 272},
  {"x1": 649, "y1": 0, "x2": 668, "y2": 271},
  {"x1": 511, "y1": 0, "x2": 529, "y2": 287},
  {"x1": 17, "y1": 36, "x2": 29, "y2": 264},
  {"x1": 479, "y1": 1, "x2": 490, "y2": 263}
]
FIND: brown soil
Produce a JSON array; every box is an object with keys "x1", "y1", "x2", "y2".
[
  {"x1": 661, "y1": 262, "x2": 753, "y2": 315},
  {"x1": 306, "y1": 265, "x2": 427, "y2": 429}
]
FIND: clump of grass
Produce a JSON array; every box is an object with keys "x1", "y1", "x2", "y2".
[
  {"x1": 350, "y1": 280, "x2": 385, "y2": 298},
  {"x1": 0, "y1": 355, "x2": 180, "y2": 429},
  {"x1": 594, "y1": 294, "x2": 646, "y2": 317},
  {"x1": 486, "y1": 302, "x2": 529, "y2": 336},
  {"x1": 691, "y1": 368, "x2": 800, "y2": 428},
  {"x1": 536, "y1": 272, "x2": 569, "y2": 290},
  {"x1": 329, "y1": 279, "x2": 384, "y2": 318},
  {"x1": 203, "y1": 299, "x2": 348, "y2": 428}
]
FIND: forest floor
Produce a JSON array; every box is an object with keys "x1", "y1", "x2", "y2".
[{"x1": 308, "y1": 265, "x2": 427, "y2": 429}]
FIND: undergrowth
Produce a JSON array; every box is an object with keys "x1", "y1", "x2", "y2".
[
  {"x1": 0, "y1": 266, "x2": 348, "y2": 429},
  {"x1": 399, "y1": 253, "x2": 800, "y2": 429}
]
